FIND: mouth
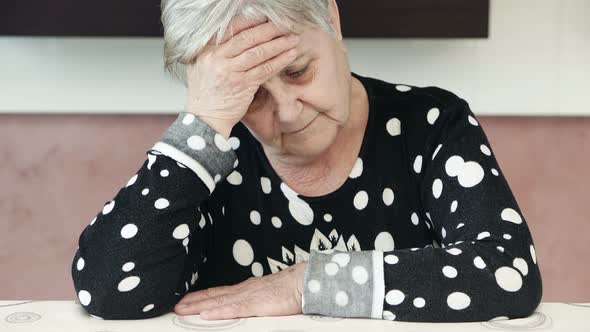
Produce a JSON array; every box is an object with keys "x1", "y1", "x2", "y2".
[{"x1": 287, "y1": 114, "x2": 318, "y2": 135}]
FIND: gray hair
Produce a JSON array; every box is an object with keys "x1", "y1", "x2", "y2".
[{"x1": 160, "y1": 0, "x2": 335, "y2": 86}]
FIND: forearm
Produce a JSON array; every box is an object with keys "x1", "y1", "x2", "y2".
[{"x1": 72, "y1": 112, "x2": 238, "y2": 319}]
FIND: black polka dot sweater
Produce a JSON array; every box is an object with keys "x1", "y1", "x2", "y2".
[{"x1": 71, "y1": 71, "x2": 543, "y2": 321}]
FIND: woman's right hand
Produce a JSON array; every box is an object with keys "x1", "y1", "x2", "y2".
[{"x1": 185, "y1": 17, "x2": 301, "y2": 138}]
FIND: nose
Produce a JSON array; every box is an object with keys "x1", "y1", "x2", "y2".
[{"x1": 262, "y1": 80, "x2": 302, "y2": 124}]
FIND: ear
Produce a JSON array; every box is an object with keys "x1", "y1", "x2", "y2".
[{"x1": 327, "y1": 0, "x2": 343, "y2": 41}]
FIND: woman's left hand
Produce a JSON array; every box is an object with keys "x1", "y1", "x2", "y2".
[{"x1": 174, "y1": 261, "x2": 306, "y2": 320}]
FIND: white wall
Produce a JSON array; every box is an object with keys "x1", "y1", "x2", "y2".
[{"x1": 0, "y1": 0, "x2": 588, "y2": 116}]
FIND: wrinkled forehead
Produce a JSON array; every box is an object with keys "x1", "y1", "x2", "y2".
[
  {"x1": 208, "y1": 15, "x2": 320, "y2": 52},
  {"x1": 222, "y1": 15, "x2": 306, "y2": 39}
]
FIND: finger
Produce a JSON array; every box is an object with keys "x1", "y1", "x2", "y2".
[
  {"x1": 231, "y1": 33, "x2": 300, "y2": 72},
  {"x1": 244, "y1": 46, "x2": 298, "y2": 84},
  {"x1": 177, "y1": 284, "x2": 236, "y2": 305},
  {"x1": 200, "y1": 300, "x2": 253, "y2": 320},
  {"x1": 200, "y1": 17, "x2": 269, "y2": 62},
  {"x1": 220, "y1": 20, "x2": 292, "y2": 58},
  {"x1": 175, "y1": 289, "x2": 253, "y2": 316},
  {"x1": 177, "y1": 277, "x2": 259, "y2": 305},
  {"x1": 211, "y1": 16, "x2": 268, "y2": 46}
]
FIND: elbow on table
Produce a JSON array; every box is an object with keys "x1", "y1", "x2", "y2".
[
  {"x1": 509, "y1": 263, "x2": 543, "y2": 319},
  {"x1": 71, "y1": 262, "x2": 178, "y2": 320},
  {"x1": 73, "y1": 283, "x2": 177, "y2": 320}
]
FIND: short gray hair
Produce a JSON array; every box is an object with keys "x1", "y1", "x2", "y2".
[{"x1": 160, "y1": 0, "x2": 335, "y2": 86}]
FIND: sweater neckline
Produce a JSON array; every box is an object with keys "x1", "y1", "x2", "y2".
[{"x1": 252, "y1": 71, "x2": 376, "y2": 203}]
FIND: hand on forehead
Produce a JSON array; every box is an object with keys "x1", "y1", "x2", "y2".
[{"x1": 214, "y1": 16, "x2": 298, "y2": 44}]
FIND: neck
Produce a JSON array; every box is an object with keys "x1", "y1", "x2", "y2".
[{"x1": 266, "y1": 134, "x2": 343, "y2": 187}]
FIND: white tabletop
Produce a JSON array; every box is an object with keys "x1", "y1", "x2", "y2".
[{"x1": 1, "y1": 301, "x2": 589, "y2": 332}]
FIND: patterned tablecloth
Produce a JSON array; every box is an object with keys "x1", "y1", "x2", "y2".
[{"x1": 1, "y1": 301, "x2": 588, "y2": 332}]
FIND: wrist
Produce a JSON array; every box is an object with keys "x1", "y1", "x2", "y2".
[
  {"x1": 192, "y1": 115, "x2": 235, "y2": 140},
  {"x1": 291, "y1": 262, "x2": 307, "y2": 310},
  {"x1": 155, "y1": 111, "x2": 238, "y2": 193}
]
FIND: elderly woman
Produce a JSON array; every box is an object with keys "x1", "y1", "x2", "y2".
[{"x1": 71, "y1": 0, "x2": 542, "y2": 322}]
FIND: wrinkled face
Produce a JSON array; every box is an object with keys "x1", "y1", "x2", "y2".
[{"x1": 240, "y1": 18, "x2": 353, "y2": 163}]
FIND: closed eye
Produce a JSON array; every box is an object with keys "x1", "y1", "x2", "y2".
[{"x1": 288, "y1": 66, "x2": 308, "y2": 79}]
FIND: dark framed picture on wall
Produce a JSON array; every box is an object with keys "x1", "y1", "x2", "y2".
[{"x1": 0, "y1": 0, "x2": 489, "y2": 38}]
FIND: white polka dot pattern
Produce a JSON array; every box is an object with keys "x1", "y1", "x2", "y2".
[
  {"x1": 413, "y1": 155, "x2": 423, "y2": 174},
  {"x1": 303, "y1": 249, "x2": 382, "y2": 318},
  {"x1": 214, "y1": 134, "x2": 231, "y2": 152},
  {"x1": 386, "y1": 118, "x2": 401, "y2": 136},
  {"x1": 117, "y1": 276, "x2": 140, "y2": 292},
  {"x1": 442, "y1": 265, "x2": 458, "y2": 278},
  {"x1": 353, "y1": 191, "x2": 369, "y2": 210},
  {"x1": 386, "y1": 289, "x2": 405, "y2": 305},
  {"x1": 384, "y1": 254, "x2": 399, "y2": 265},
  {"x1": 122, "y1": 262, "x2": 135, "y2": 272},
  {"x1": 271, "y1": 216, "x2": 282, "y2": 228},
  {"x1": 349, "y1": 158, "x2": 363, "y2": 178},
  {"x1": 447, "y1": 292, "x2": 471, "y2": 310},
  {"x1": 427, "y1": 108, "x2": 440, "y2": 125},
  {"x1": 260, "y1": 177, "x2": 272, "y2": 194},
  {"x1": 78, "y1": 290, "x2": 91, "y2": 306},
  {"x1": 126, "y1": 174, "x2": 138, "y2": 187},
  {"x1": 187, "y1": 135, "x2": 206, "y2": 150},
  {"x1": 154, "y1": 198, "x2": 169, "y2": 210},
  {"x1": 76, "y1": 257, "x2": 85, "y2": 271},
  {"x1": 335, "y1": 291, "x2": 349, "y2": 306},
  {"x1": 495, "y1": 267, "x2": 523, "y2": 292},
  {"x1": 120, "y1": 224, "x2": 138, "y2": 239},
  {"x1": 411, "y1": 212, "x2": 419, "y2": 226},
  {"x1": 382, "y1": 188, "x2": 394, "y2": 206},
  {"x1": 102, "y1": 200, "x2": 115, "y2": 215},
  {"x1": 413, "y1": 297, "x2": 426, "y2": 308},
  {"x1": 71, "y1": 89, "x2": 541, "y2": 321}
]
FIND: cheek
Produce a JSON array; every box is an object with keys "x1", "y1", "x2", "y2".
[{"x1": 242, "y1": 112, "x2": 275, "y2": 142}]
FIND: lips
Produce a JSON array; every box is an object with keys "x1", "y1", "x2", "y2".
[{"x1": 287, "y1": 115, "x2": 318, "y2": 134}]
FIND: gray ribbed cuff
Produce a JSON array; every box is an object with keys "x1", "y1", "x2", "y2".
[
  {"x1": 302, "y1": 249, "x2": 384, "y2": 319},
  {"x1": 151, "y1": 112, "x2": 237, "y2": 193}
]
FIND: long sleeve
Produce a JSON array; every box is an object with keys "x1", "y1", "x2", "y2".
[
  {"x1": 71, "y1": 112, "x2": 237, "y2": 319},
  {"x1": 301, "y1": 90, "x2": 542, "y2": 322}
]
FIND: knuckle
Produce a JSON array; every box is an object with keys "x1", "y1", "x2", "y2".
[
  {"x1": 253, "y1": 46, "x2": 265, "y2": 60},
  {"x1": 262, "y1": 277, "x2": 273, "y2": 288},
  {"x1": 262, "y1": 62, "x2": 275, "y2": 76},
  {"x1": 245, "y1": 47, "x2": 264, "y2": 62},
  {"x1": 272, "y1": 42, "x2": 284, "y2": 55},
  {"x1": 238, "y1": 32, "x2": 255, "y2": 45},
  {"x1": 262, "y1": 290, "x2": 275, "y2": 303},
  {"x1": 271, "y1": 285, "x2": 281, "y2": 297},
  {"x1": 230, "y1": 301, "x2": 243, "y2": 315},
  {"x1": 214, "y1": 294, "x2": 226, "y2": 306},
  {"x1": 203, "y1": 287, "x2": 216, "y2": 298},
  {"x1": 228, "y1": 77, "x2": 245, "y2": 92}
]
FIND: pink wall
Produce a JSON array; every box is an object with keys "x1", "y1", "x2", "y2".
[{"x1": 0, "y1": 114, "x2": 588, "y2": 301}]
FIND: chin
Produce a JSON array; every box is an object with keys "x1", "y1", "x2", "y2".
[{"x1": 285, "y1": 128, "x2": 337, "y2": 160}]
